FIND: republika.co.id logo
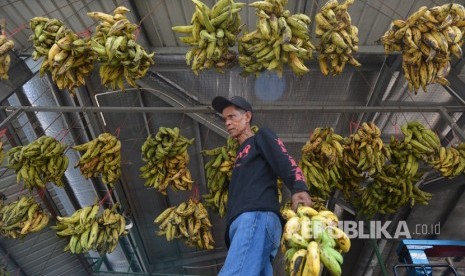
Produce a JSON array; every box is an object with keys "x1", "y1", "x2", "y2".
[{"x1": 320, "y1": 221, "x2": 441, "y2": 239}]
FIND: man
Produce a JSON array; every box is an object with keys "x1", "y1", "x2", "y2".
[{"x1": 211, "y1": 96, "x2": 312, "y2": 276}]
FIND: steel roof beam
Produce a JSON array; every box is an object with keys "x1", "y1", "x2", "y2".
[{"x1": 3, "y1": 105, "x2": 465, "y2": 113}]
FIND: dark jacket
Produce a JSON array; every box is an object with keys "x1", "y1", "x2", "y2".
[{"x1": 225, "y1": 128, "x2": 308, "y2": 247}]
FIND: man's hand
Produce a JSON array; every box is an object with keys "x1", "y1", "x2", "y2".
[{"x1": 291, "y1": 191, "x2": 312, "y2": 211}]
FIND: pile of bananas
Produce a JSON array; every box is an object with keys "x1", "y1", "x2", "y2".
[
  {"x1": 154, "y1": 199, "x2": 215, "y2": 250},
  {"x1": 54, "y1": 204, "x2": 127, "y2": 254},
  {"x1": 140, "y1": 127, "x2": 194, "y2": 195},
  {"x1": 43, "y1": 31, "x2": 96, "y2": 95},
  {"x1": 316, "y1": 0, "x2": 361, "y2": 76},
  {"x1": 7, "y1": 136, "x2": 68, "y2": 190},
  {"x1": 238, "y1": 0, "x2": 316, "y2": 77},
  {"x1": 427, "y1": 145, "x2": 465, "y2": 178},
  {"x1": 380, "y1": 3, "x2": 465, "y2": 93},
  {"x1": 281, "y1": 206, "x2": 349, "y2": 276},
  {"x1": 88, "y1": 6, "x2": 155, "y2": 90},
  {"x1": 0, "y1": 34, "x2": 14, "y2": 80},
  {"x1": 300, "y1": 128, "x2": 344, "y2": 199},
  {"x1": 72, "y1": 133, "x2": 121, "y2": 186},
  {"x1": 0, "y1": 196, "x2": 50, "y2": 239},
  {"x1": 29, "y1": 17, "x2": 67, "y2": 61},
  {"x1": 172, "y1": 0, "x2": 245, "y2": 74}
]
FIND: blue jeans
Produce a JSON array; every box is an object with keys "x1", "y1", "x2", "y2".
[{"x1": 219, "y1": 211, "x2": 282, "y2": 276}]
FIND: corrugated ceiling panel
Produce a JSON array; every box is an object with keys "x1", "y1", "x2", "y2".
[{"x1": 1, "y1": 227, "x2": 89, "y2": 276}]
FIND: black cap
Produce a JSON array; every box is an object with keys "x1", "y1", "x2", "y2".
[{"x1": 212, "y1": 96, "x2": 253, "y2": 114}]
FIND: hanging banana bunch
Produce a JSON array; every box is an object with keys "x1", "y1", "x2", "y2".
[
  {"x1": 172, "y1": 0, "x2": 245, "y2": 75},
  {"x1": 29, "y1": 17, "x2": 68, "y2": 61},
  {"x1": 29, "y1": 17, "x2": 96, "y2": 94},
  {"x1": 280, "y1": 206, "x2": 349, "y2": 276},
  {"x1": 53, "y1": 203, "x2": 127, "y2": 254},
  {"x1": 0, "y1": 265, "x2": 11, "y2": 276},
  {"x1": 72, "y1": 133, "x2": 121, "y2": 186},
  {"x1": 201, "y1": 141, "x2": 235, "y2": 217},
  {"x1": 389, "y1": 136, "x2": 421, "y2": 178},
  {"x1": 400, "y1": 121, "x2": 440, "y2": 158},
  {"x1": 427, "y1": 145, "x2": 465, "y2": 178},
  {"x1": 338, "y1": 122, "x2": 389, "y2": 203},
  {"x1": 95, "y1": 205, "x2": 128, "y2": 254},
  {"x1": 154, "y1": 199, "x2": 215, "y2": 250},
  {"x1": 300, "y1": 128, "x2": 344, "y2": 200},
  {"x1": 380, "y1": 3, "x2": 465, "y2": 93},
  {"x1": 202, "y1": 126, "x2": 259, "y2": 217},
  {"x1": 0, "y1": 141, "x2": 4, "y2": 164},
  {"x1": 0, "y1": 196, "x2": 50, "y2": 239},
  {"x1": 88, "y1": 6, "x2": 155, "y2": 90},
  {"x1": 140, "y1": 127, "x2": 195, "y2": 195},
  {"x1": 0, "y1": 34, "x2": 15, "y2": 80},
  {"x1": 7, "y1": 136, "x2": 68, "y2": 190},
  {"x1": 316, "y1": 0, "x2": 361, "y2": 76},
  {"x1": 342, "y1": 122, "x2": 390, "y2": 176},
  {"x1": 356, "y1": 164, "x2": 431, "y2": 218},
  {"x1": 238, "y1": 0, "x2": 315, "y2": 77},
  {"x1": 44, "y1": 30, "x2": 96, "y2": 95}
]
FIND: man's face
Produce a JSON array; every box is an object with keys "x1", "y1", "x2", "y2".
[{"x1": 222, "y1": 105, "x2": 251, "y2": 138}]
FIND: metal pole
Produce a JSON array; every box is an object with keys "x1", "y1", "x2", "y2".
[
  {"x1": 0, "y1": 108, "x2": 21, "y2": 129},
  {"x1": 370, "y1": 239, "x2": 389, "y2": 276},
  {"x1": 2, "y1": 105, "x2": 465, "y2": 113}
]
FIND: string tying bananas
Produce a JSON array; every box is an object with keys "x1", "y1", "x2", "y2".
[
  {"x1": 73, "y1": 133, "x2": 121, "y2": 186},
  {"x1": 0, "y1": 196, "x2": 50, "y2": 239},
  {"x1": 140, "y1": 127, "x2": 194, "y2": 195},
  {"x1": 380, "y1": 3, "x2": 465, "y2": 93},
  {"x1": 154, "y1": 199, "x2": 215, "y2": 250},
  {"x1": 88, "y1": 6, "x2": 155, "y2": 90},
  {"x1": 281, "y1": 206, "x2": 349, "y2": 276},
  {"x1": 316, "y1": 0, "x2": 361, "y2": 76},
  {"x1": 173, "y1": 0, "x2": 245, "y2": 75},
  {"x1": 238, "y1": 0, "x2": 315, "y2": 77},
  {"x1": 300, "y1": 128, "x2": 344, "y2": 200},
  {"x1": 53, "y1": 203, "x2": 127, "y2": 254},
  {"x1": 7, "y1": 136, "x2": 68, "y2": 190},
  {"x1": 0, "y1": 34, "x2": 14, "y2": 80}
]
